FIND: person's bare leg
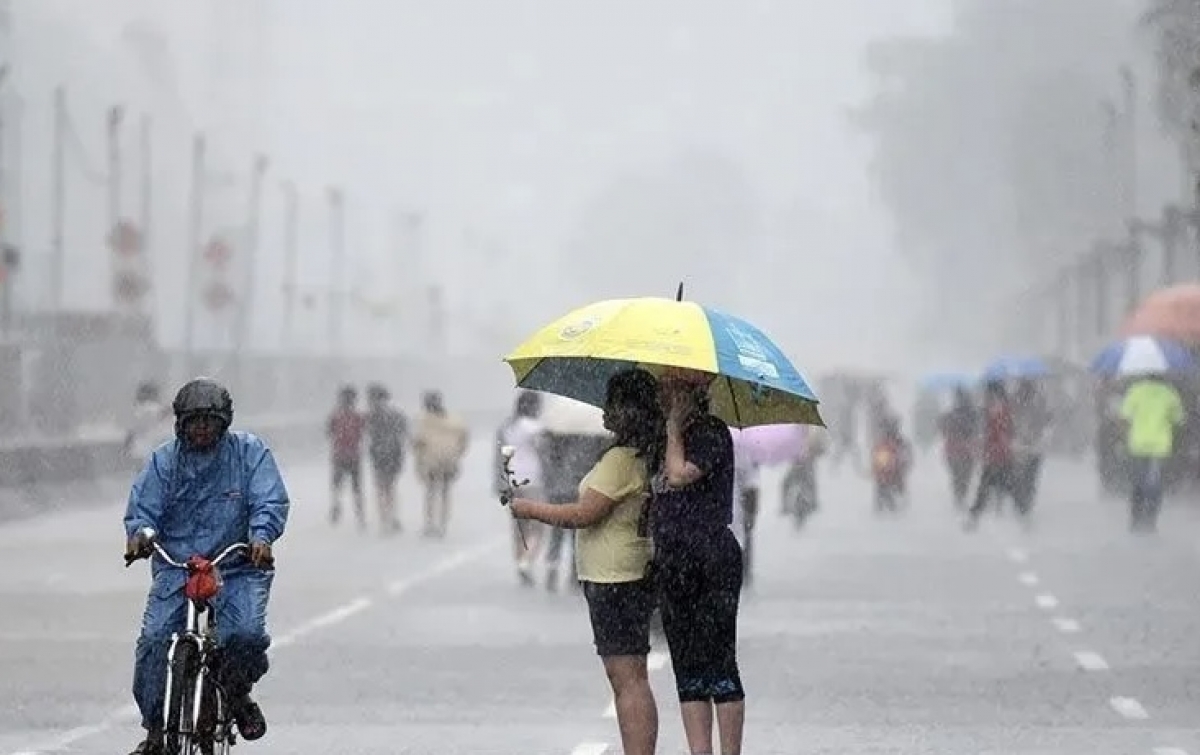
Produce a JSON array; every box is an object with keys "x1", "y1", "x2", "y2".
[
  {"x1": 680, "y1": 701, "x2": 714, "y2": 754},
  {"x1": 716, "y1": 700, "x2": 745, "y2": 755},
  {"x1": 602, "y1": 656, "x2": 658, "y2": 755}
]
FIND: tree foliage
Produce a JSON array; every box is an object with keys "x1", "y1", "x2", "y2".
[
  {"x1": 1141, "y1": 0, "x2": 1200, "y2": 148},
  {"x1": 855, "y1": 0, "x2": 1137, "y2": 295}
]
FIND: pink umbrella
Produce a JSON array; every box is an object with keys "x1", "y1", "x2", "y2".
[{"x1": 730, "y1": 424, "x2": 809, "y2": 466}]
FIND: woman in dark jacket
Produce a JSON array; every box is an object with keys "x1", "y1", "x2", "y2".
[{"x1": 648, "y1": 367, "x2": 745, "y2": 755}]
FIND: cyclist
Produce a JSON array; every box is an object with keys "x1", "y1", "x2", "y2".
[{"x1": 123, "y1": 377, "x2": 291, "y2": 755}]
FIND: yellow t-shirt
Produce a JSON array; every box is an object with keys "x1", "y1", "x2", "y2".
[
  {"x1": 1120, "y1": 379, "x2": 1185, "y2": 458},
  {"x1": 575, "y1": 446, "x2": 651, "y2": 584}
]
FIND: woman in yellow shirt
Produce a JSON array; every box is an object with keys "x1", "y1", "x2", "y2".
[{"x1": 509, "y1": 369, "x2": 663, "y2": 755}]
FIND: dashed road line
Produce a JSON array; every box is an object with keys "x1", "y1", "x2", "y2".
[
  {"x1": 1051, "y1": 617, "x2": 1081, "y2": 634},
  {"x1": 1152, "y1": 748, "x2": 1189, "y2": 755},
  {"x1": 570, "y1": 743, "x2": 610, "y2": 755},
  {"x1": 1073, "y1": 651, "x2": 1110, "y2": 671},
  {"x1": 1109, "y1": 696, "x2": 1150, "y2": 720},
  {"x1": 1007, "y1": 547, "x2": 1028, "y2": 563},
  {"x1": 4, "y1": 538, "x2": 503, "y2": 755},
  {"x1": 1017, "y1": 571, "x2": 1040, "y2": 586},
  {"x1": 1034, "y1": 593, "x2": 1059, "y2": 610}
]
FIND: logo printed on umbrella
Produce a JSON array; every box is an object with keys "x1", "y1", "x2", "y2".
[
  {"x1": 727, "y1": 322, "x2": 780, "y2": 379},
  {"x1": 559, "y1": 317, "x2": 600, "y2": 341}
]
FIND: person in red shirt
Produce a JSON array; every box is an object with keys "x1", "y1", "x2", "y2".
[
  {"x1": 965, "y1": 380, "x2": 1014, "y2": 530},
  {"x1": 327, "y1": 385, "x2": 367, "y2": 529}
]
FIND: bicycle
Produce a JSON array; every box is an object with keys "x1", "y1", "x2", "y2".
[{"x1": 125, "y1": 528, "x2": 265, "y2": 755}]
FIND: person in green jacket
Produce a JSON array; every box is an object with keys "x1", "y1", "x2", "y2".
[{"x1": 1120, "y1": 372, "x2": 1185, "y2": 532}]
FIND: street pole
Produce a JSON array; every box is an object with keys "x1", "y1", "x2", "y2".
[
  {"x1": 326, "y1": 186, "x2": 344, "y2": 359},
  {"x1": 0, "y1": 64, "x2": 10, "y2": 338},
  {"x1": 232, "y1": 153, "x2": 267, "y2": 386},
  {"x1": 139, "y1": 114, "x2": 153, "y2": 324},
  {"x1": 1119, "y1": 65, "x2": 1139, "y2": 223},
  {"x1": 50, "y1": 86, "x2": 65, "y2": 326},
  {"x1": 181, "y1": 134, "x2": 206, "y2": 378},
  {"x1": 279, "y1": 180, "x2": 298, "y2": 351},
  {"x1": 106, "y1": 104, "x2": 123, "y2": 313}
]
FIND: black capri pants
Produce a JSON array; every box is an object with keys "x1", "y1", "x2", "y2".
[{"x1": 653, "y1": 528, "x2": 746, "y2": 704}]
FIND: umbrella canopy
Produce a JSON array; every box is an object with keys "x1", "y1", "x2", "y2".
[
  {"x1": 729, "y1": 424, "x2": 809, "y2": 466},
  {"x1": 982, "y1": 355, "x2": 1050, "y2": 381},
  {"x1": 1090, "y1": 335, "x2": 1195, "y2": 377},
  {"x1": 1121, "y1": 283, "x2": 1200, "y2": 345},
  {"x1": 504, "y1": 296, "x2": 822, "y2": 428}
]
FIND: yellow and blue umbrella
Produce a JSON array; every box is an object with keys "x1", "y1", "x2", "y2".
[{"x1": 503, "y1": 296, "x2": 822, "y2": 428}]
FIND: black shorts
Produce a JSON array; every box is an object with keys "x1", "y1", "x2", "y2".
[
  {"x1": 654, "y1": 529, "x2": 745, "y2": 703},
  {"x1": 583, "y1": 579, "x2": 655, "y2": 657},
  {"x1": 371, "y1": 455, "x2": 402, "y2": 487}
]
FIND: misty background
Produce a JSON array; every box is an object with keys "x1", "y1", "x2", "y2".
[{"x1": 1, "y1": 0, "x2": 1197, "y2": 405}]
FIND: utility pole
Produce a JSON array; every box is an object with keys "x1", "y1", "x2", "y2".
[
  {"x1": 1119, "y1": 65, "x2": 1139, "y2": 223},
  {"x1": 181, "y1": 134, "x2": 206, "y2": 376},
  {"x1": 49, "y1": 86, "x2": 65, "y2": 323},
  {"x1": 138, "y1": 113, "x2": 153, "y2": 324},
  {"x1": 327, "y1": 186, "x2": 345, "y2": 359},
  {"x1": 279, "y1": 180, "x2": 299, "y2": 351},
  {"x1": 232, "y1": 153, "x2": 267, "y2": 366},
  {"x1": 106, "y1": 104, "x2": 123, "y2": 314}
]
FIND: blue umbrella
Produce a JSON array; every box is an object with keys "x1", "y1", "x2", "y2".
[
  {"x1": 1090, "y1": 335, "x2": 1195, "y2": 377},
  {"x1": 918, "y1": 372, "x2": 975, "y2": 392},
  {"x1": 983, "y1": 355, "x2": 1050, "y2": 381}
]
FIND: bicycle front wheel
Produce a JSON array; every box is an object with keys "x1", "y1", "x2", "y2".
[{"x1": 163, "y1": 640, "x2": 202, "y2": 755}]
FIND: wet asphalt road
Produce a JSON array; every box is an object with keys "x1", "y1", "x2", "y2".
[{"x1": 0, "y1": 440, "x2": 1198, "y2": 755}]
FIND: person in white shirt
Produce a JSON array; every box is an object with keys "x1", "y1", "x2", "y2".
[
  {"x1": 497, "y1": 391, "x2": 547, "y2": 585},
  {"x1": 124, "y1": 381, "x2": 172, "y2": 471}
]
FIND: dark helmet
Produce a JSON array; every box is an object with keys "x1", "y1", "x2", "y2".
[{"x1": 172, "y1": 377, "x2": 234, "y2": 437}]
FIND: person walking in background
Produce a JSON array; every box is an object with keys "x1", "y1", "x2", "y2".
[
  {"x1": 327, "y1": 385, "x2": 367, "y2": 530},
  {"x1": 964, "y1": 380, "x2": 1015, "y2": 530},
  {"x1": 731, "y1": 445, "x2": 760, "y2": 591},
  {"x1": 1011, "y1": 379, "x2": 1053, "y2": 525},
  {"x1": 939, "y1": 387, "x2": 979, "y2": 509},
  {"x1": 497, "y1": 390, "x2": 547, "y2": 585},
  {"x1": 365, "y1": 383, "x2": 408, "y2": 534},
  {"x1": 413, "y1": 390, "x2": 469, "y2": 538},
  {"x1": 124, "y1": 380, "x2": 172, "y2": 471},
  {"x1": 1120, "y1": 371, "x2": 1185, "y2": 532}
]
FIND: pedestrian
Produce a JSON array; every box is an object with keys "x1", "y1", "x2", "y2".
[
  {"x1": 365, "y1": 383, "x2": 408, "y2": 534},
  {"x1": 412, "y1": 390, "x2": 469, "y2": 538},
  {"x1": 496, "y1": 390, "x2": 547, "y2": 585},
  {"x1": 965, "y1": 380, "x2": 1015, "y2": 530},
  {"x1": 939, "y1": 387, "x2": 979, "y2": 509},
  {"x1": 731, "y1": 445, "x2": 759, "y2": 590},
  {"x1": 327, "y1": 385, "x2": 367, "y2": 529},
  {"x1": 1119, "y1": 371, "x2": 1184, "y2": 532},
  {"x1": 1011, "y1": 379, "x2": 1052, "y2": 521},
  {"x1": 508, "y1": 369, "x2": 662, "y2": 755},
  {"x1": 646, "y1": 366, "x2": 745, "y2": 755}
]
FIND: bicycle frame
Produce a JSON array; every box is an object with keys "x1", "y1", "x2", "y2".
[{"x1": 138, "y1": 536, "x2": 248, "y2": 754}]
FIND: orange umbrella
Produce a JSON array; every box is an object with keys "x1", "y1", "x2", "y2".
[{"x1": 1121, "y1": 283, "x2": 1200, "y2": 345}]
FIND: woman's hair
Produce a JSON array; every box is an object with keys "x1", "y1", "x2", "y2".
[
  {"x1": 514, "y1": 390, "x2": 542, "y2": 419},
  {"x1": 605, "y1": 369, "x2": 665, "y2": 465}
]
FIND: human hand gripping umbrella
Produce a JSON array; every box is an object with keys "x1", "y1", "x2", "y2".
[{"x1": 501, "y1": 286, "x2": 824, "y2": 428}]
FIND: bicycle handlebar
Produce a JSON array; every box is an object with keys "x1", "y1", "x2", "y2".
[{"x1": 124, "y1": 527, "x2": 252, "y2": 569}]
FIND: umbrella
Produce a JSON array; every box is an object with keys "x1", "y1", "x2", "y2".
[
  {"x1": 1121, "y1": 283, "x2": 1200, "y2": 345},
  {"x1": 1089, "y1": 335, "x2": 1195, "y2": 377},
  {"x1": 918, "y1": 372, "x2": 974, "y2": 392},
  {"x1": 982, "y1": 356, "x2": 1049, "y2": 381},
  {"x1": 730, "y1": 424, "x2": 809, "y2": 466},
  {"x1": 503, "y1": 294, "x2": 822, "y2": 428}
]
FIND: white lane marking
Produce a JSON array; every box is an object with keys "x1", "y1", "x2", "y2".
[
  {"x1": 5, "y1": 538, "x2": 503, "y2": 755},
  {"x1": 1018, "y1": 571, "x2": 1040, "y2": 586},
  {"x1": 1052, "y1": 617, "x2": 1081, "y2": 634},
  {"x1": 570, "y1": 744, "x2": 610, "y2": 755},
  {"x1": 273, "y1": 596, "x2": 373, "y2": 647},
  {"x1": 1109, "y1": 696, "x2": 1150, "y2": 720},
  {"x1": 602, "y1": 699, "x2": 616, "y2": 718},
  {"x1": 1153, "y1": 748, "x2": 1189, "y2": 755},
  {"x1": 1007, "y1": 547, "x2": 1028, "y2": 563},
  {"x1": 1073, "y1": 651, "x2": 1110, "y2": 671},
  {"x1": 648, "y1": 650, "x2": 669, "y2": 671},
  {"x1": 1035, "y1": 594, "x2": 1059, "y2": 609}
]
